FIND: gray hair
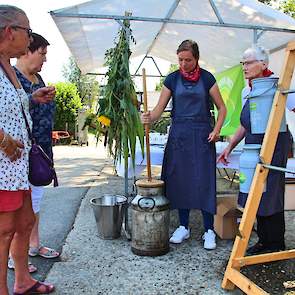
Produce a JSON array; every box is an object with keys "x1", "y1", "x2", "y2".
[
  {"x1": 242, "y1": 46, "x2": 269, "y2": 64},
  {"x1": 0, "y1": 5, "x2": 26, "y2": 28}
]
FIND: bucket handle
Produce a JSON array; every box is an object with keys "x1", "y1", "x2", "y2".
[
  {"x1": 138, "y1": 197, "x2": 155, "y2": 211},
  {"x1": 246, "y1": 81, "x2": 278, "y2": 99},
  {"x1": 115, "y1": 196, "x2": 128, "y2": 205}
]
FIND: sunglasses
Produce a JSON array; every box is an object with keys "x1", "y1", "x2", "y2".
[{"x1": 11, "y1": 25, "x2": 33, "y2": 38}]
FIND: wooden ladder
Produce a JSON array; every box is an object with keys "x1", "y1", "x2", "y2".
[{"x1": 222, "y1": 41, "x2": 295, "y2": 295}]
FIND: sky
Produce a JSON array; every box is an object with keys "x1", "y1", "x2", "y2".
[{"x1": 0, "y1": 0, "x2": 95, "y2": 83}]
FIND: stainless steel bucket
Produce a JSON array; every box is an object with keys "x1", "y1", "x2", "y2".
[{"x1": 90, "y1": 195, "x2": 127, "y2": 239}]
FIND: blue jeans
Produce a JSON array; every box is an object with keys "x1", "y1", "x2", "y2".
[{"x1": 178, "y1": 209, "x2": 214, "y2": 232}]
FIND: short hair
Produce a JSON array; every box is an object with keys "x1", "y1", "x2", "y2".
[
  {"x1": 0, "y1": 5, "x2": 25, "y2": 28},
  {"x1": 28, "y1": 33, "x2": 50, "y2": 53},
  {"x1": 242, "y1": 46, "x2": 269, "y2": 64},
  {"x1": 177, "y1": 39, "x2": 199, "y2": 60}
]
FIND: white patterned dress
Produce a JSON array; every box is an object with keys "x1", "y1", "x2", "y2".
[{"x1": 0, "y1": 67, "x2": 32, "y2": 191}]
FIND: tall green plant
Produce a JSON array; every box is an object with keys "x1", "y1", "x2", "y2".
[{"x1": 97, "y1": 19, "x2": 144, "y2": 169}]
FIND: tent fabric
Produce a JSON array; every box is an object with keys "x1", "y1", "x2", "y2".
[{"x1": 50, "y1": 0, "x2": 295, "y2": 74}]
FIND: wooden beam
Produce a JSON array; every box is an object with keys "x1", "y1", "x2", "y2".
[
  {"x1": 232, "y1": 250, "x2": 295, "y2": 267},
  {"x1": 286, "y1": 40, "x2": 295, "y2": 51},
  {"x1": 225, "y1": 268, "x2": 269, "y2": 295},
  {"x1": 260, "y1": 48, "x2": 295, "y2": 162}
]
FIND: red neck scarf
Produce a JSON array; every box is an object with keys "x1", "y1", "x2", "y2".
[
  {"x1": 179, "y1": 65, "x2": 201, "y2": 82},
  {"x1": 248, "y1": 68, "x2": 273, "y2": 89}
]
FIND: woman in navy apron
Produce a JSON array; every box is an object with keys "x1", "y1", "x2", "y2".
[
  {"x1": 141, "y1": 40, "x2": 226, "y2": 250},
  {"x1": 218, "y1": 46, "x2": 294, "y2": 254}
]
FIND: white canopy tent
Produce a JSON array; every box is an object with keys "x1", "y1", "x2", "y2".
[{"x1": 50, "y1": 0, "x2": 295, "y2": 75}]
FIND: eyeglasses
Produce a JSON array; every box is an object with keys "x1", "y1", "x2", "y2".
[
  {"x1": 11, "y1": 25, "x2": 33, "y2": 38},
  {"x1": 240, "y1": 60, "x2": 263, "y2": 67}
]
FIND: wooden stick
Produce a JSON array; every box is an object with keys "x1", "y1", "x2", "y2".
[
  {"x1": 142, "y1": 68, "x2": 152, "y2": 181},
  {"x1": 232, "y1": 249, "x2": 295, "y2": 268}
]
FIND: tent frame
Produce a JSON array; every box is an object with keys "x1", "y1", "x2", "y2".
[{"x1": 50, "y1": 0, "x2": 295, "y2": 76}]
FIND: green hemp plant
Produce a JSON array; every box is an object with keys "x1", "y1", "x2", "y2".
[{"x1": 97, "y1": 17, "x2": 144, "y2": 171}]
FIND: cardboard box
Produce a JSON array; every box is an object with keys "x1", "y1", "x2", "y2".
[
  {"x1": 285, "y1": 180, "x2": 295, "y2": 210},
  {"x1": 214, "y1": 195, "x2": 241, "y2": 240}
]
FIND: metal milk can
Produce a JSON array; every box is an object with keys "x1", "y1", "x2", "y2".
[
  {"x1": 249, "y1": 77, "x2": 286, "y2": 134},
  {"x1": 131, "y1": 179, "x2": 170, "y2": 256},
  {"x1": 239, "y1": 144, "x2": 261, "y2": 193}
]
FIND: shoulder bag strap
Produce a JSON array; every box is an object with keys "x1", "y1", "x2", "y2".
[{"x1": 0, "y1": 61, "x2": 34, "y2": 143}]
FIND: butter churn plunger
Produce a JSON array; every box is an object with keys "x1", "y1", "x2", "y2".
[{"x1": 130, "y1": 68, "x2": 170, "y2": 256}]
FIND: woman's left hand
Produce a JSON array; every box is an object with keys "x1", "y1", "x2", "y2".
[{"x1": 208, "y1": 130, "x2": 220, "y2": 143}]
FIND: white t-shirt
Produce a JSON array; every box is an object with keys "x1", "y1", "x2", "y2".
[{"x1": 0, "y1": 67, "x2": 32, "y2": 190}]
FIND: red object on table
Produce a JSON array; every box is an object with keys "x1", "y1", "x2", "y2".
[{"x1": 52, "y1": 131, "x2": 70, "y2": 144}]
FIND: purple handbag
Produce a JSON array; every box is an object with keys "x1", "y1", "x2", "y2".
[
  {"x1": 28, "y1": 142, "x2": 58, "y2": 187},
  {"x1": 20, "y1": 101, "x2": 58, "y2": 187}
]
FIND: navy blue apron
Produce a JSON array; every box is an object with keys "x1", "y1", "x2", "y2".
[
  {"x1": 238, "y1": 100, "x2": 290, "y2": 216},
  {"x1": 161, "y1": 73, "x2": 216, "y2": 214}
]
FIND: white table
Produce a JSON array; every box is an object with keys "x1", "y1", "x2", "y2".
[{"x1": 116, "y1": 141, "x2": 241, "y2": 178}]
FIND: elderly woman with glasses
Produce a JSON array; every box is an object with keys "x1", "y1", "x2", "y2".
[
  {"x1": 0, "y1": 5, "x2": 55, "y2": 295},
  {"x1": 217, "y1": 46, "x2": 295, "y2": 255}
]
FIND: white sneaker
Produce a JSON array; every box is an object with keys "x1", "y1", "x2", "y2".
[
  {"x1": 203, "y1": 229, "x2": 216, "y2": 250},
  {"x1": 169, "y1": 226, "x2": 190, "y2": 244}
]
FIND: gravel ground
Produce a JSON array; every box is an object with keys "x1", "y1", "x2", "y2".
[{"x1": 45, "y1": 163, "x2": 295, "y2": 295}]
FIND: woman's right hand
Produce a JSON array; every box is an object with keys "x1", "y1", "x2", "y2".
[
  {"x1": 1, "y1": 134, "x2": 24, "y2": 162},
  {"x1": 32, "y1": 86, "x2": 56, "y2": 104},
  {"x1": 141, "y1": 111, "x2": 152, "y2": 124},
  {"x1": 216, "y1": 146, "x2": 231, "y2": 166}
]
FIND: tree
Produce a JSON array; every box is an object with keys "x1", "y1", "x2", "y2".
[
  {"x1": 257, "y1": 0, "x2": 272, "y2": 5},
  {"x1": 53, "y1": 82, "x2": 82, "y2": 135},
  {"x1": 258, "y1": 0, "x2": 295, "y2": 18},
  {"x1": 62, "y1": 56, "x2": 99, "y2": 110},
  {"x1": 280, "y1": 0, "x2": 295, "y2": 18}
]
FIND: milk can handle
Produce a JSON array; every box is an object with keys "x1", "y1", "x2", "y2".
[
  {"x1": 247, "y1": 82, "x2": 278, "y2": 99},
  {"x1": 138, "y1": 197, "x2": 155, "y2": 210}
]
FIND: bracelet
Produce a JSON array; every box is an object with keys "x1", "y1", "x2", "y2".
[{"x1": 0, "y1": 133, "x2": 7, "y2": 148}]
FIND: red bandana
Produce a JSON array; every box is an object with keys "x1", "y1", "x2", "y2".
[
  {"x1": 248, "y1": 68, "x2": 274, "y2": 89},
  {"x1": 179, "y1": 65, "x2": 201, "y2": 82}
]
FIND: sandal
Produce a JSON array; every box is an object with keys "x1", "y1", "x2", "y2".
[
  {"x1": 13, "y1": 281, "x2": 55, "y2": 294},
  {"x1": 29, "y1": 246, "x2": 60, "y2": 259},
  {"x1": 8, "y1": 257, "x2": 37, "y2": 273}
]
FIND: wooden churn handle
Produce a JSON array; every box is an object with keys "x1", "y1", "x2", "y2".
[{"x1": 142, "y1": 68, "x2": 152, "y2": 181}]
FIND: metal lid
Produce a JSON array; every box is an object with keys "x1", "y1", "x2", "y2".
[{"x1": 135, "y1": 179, "x2": 164, "y2": 188}]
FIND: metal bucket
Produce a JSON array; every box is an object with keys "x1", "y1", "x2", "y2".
[
  {"x1": 90, "y1": 195, "x2": 127, "y2": 239},
  {"x1": 239, "y1": 144, "x2": 261, "y2": 193},
  {"x1": 249, "y1": 77, "x2": 287, "y2": 134}
]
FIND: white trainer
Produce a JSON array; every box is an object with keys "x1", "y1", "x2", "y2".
[
  {"x1": 203, "y1": 229, "x2": 216, "y2": 250},
  {"x1": 169, "y1": 226, "x2": 190, "y2": 244}
]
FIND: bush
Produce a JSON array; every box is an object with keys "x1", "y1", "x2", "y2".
[{"x1": 53, "y1": 82, "x2": 82, "y2": 135}]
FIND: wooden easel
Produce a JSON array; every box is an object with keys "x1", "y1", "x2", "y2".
[{"x1": 222, "y1": 41, "x2": 295, "y2": 294}]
